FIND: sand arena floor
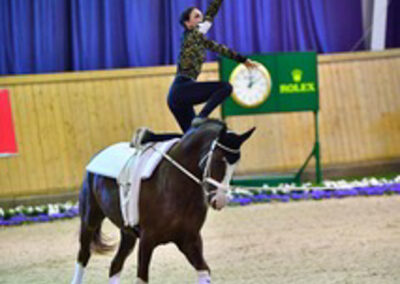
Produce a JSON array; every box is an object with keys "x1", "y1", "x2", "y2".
[{"x1": 0, "y1": 196, "x2": 399, "y2": 284}]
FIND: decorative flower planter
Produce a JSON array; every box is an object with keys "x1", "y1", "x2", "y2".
[
  {"x1": 229, "y1": 176, "x2": 400, "y2": 206},
  {"x1": 1, "y1": 176, "x2": 399, "y2": 226}
]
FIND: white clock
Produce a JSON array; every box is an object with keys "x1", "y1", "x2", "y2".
[{"x1": 229, "y1": 62, "x2": 272, "y2": 108}]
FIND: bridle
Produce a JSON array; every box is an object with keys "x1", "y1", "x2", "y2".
[
  {"x1": 150, "y1": 139, "x2": 240, "y2": 200},
  {"x1": 200, "y1": 140, "x2": 239, "y2": 189}
]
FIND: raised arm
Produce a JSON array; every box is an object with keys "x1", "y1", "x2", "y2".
[
  {"x1": 204, "y1": 0, "x2": 224, "y2": 22},
  {"x1": 198, "y1": 0, "x2": 224, "y2": 34}
]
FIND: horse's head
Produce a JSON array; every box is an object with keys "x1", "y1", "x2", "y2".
[{"x1": 193, "y1": 120, "x2": 256, "y2": 210}]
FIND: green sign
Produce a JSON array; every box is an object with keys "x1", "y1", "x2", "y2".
[{"x1": 220, "y1": 52, "x2": 319, "y2": 117}]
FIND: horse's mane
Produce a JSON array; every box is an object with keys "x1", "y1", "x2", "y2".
[
  {"x1": 200, "y1": 118, "x2": 226, "y2": 127},
  {"x1": 179, "y1": 119, "x2": 226, "y2": 151},
  {"x1": 198, "y1": 118, "x2": 226, "y2": 132},
  {"x1": 185, "y1": 119, "x2": 226, "y2": 139}
]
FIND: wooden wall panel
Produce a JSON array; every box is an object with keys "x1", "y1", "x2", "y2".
[{"x1": 0, "y1": 49, "x2": 399, "y2": 198}]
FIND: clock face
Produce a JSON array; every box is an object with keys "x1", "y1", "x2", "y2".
[{"x1": 229, "y1": 63, "x2": 272, "y2": 108}]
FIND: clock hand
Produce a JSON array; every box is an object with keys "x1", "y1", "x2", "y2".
[
  {"x1": 248, "y1": 74, "x2": 255, "y2": 88},
  {"x1": 249, "y1": 76, "x2": 261, "y2": 89}
]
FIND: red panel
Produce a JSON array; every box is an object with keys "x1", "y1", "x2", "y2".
[{"x1": 0, "y1": 89, "x2": 18, "y2": 155}]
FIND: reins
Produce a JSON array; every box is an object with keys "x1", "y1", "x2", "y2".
[{"x1": 151, "y1": 145, "x2": 202, "y2": 185}]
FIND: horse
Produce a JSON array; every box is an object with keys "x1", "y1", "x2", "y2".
[{"x1": 71, "y1": 119, "x2": 255, "y2": 284}]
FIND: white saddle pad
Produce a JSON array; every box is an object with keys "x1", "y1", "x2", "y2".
[
  {"x1": 86, "y1": 139, "x2": 180, "y2": 227},
  {"x1": 86, "y1": 142, "x2": 138, "y2": 179}
]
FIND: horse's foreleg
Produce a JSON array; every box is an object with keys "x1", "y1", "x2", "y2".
[
  {"x1": 109, "y1": 230, "x2": 137, "y2": 283},
  {"x1": 177, "y1": 234, "x2": 211, "y2": 284},
  {"x1": 137, "y1": 233, "x2": 155, "y2": 283}
]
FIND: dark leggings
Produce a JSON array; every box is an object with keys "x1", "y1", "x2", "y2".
[
  {"x1": 144, "y1": 76, "x2": 232, "y2": 142},
  {"x1": 167, "y1": 76, "x2": 233, "y2": 133}
]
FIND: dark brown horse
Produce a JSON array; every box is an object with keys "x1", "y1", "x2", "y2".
[{"x1": 71, "y1": 119, "x2": 255, "y2": 284}]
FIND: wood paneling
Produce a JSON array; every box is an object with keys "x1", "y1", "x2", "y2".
[{"x1": 0, "y1": 49, "x2": 399, "y2": 197}]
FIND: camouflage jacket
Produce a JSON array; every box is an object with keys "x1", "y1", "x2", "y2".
[{"x1": 177, "y1": 0, "x2": 247, "y2": 80}]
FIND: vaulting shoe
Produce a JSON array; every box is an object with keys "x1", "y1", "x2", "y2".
[
  {"x1": 191, "y1": 116, "x2": 207, "y2": 128},
  {"x1": 130, "y1": 127, "x2": 153, "y2": 148}
]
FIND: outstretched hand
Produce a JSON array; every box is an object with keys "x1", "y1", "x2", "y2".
[{"x1": 244, "y1": 59, "x2": 258, "y2": 70}]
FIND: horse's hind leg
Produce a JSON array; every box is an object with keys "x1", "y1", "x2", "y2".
[
  {"x1": 109, "y1": 230, "x2": 137, "y2": 283},
  {"x1": 177, "y1": 234, "x2": 211, "y2": 284},
  {"x1": 72, "y1": 173, "x2": 106, "y2": 284},
  {"x1": 137, "y1": 232, "x2": 156, "y2": 283}
]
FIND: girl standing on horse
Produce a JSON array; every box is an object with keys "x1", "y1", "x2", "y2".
[{"x1": 133, "y1": 0, "x2": 257, "y2": 146}]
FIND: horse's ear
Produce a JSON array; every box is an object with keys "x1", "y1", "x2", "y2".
[{"x1": 239, "y1": 127, "x2": 256, "y2": 145}]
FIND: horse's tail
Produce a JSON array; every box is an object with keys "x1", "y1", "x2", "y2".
[
  {"x1": 81, "y1": 172, "x2": 116, "y2": 254},
  {"x1": 91, "y1": 225, "x2": 116, "y2": 254}
]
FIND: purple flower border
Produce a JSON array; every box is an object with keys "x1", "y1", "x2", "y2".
[
  {"x1": 230, "y1": 183, "x2": 400, "y2": 206},
  {"x1": 1, "y1": 183, "x2": 399, "y2": 226},
  {"x1": 0, "y1": 207, "x2": 79, "y2": 227}
]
